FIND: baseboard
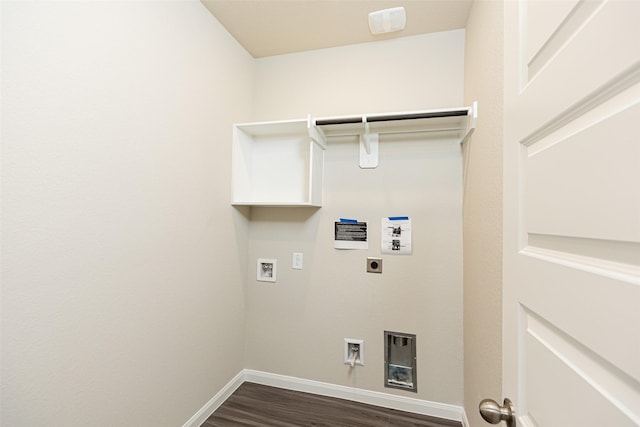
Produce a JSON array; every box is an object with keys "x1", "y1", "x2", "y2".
[
  {"x1": 461, "y1": 408, "x2": 470, "y2": 427},
  {"x1": 244, "y1": 369, "x2": 465, "y2": 423},
  {"x1": 182, "y1": 370, "x2": 245, "y2": 427},
  {"x1": 185, "y1": 369, "x2": 467, "y2": 426}
]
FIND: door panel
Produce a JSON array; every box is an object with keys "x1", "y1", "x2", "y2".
[
  {"x1": 504, "y1": 1, "x2": 640, "y2": 426},
  {"x1": 524, "y1": 308, "x2": 637, "y2": 427},
  {"x1": 524, "y1": 0, "x2": 577, "y2": 66},
  {"x1": 526, "y1": 99, "x2": 640, "y2": 242},
  {"x1": 517, "y1": 0, "x2": 640, "y2": 139}
]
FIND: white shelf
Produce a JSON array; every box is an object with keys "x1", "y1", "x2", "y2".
[
  {"x1": 314, "y1": 104, "x2": 477, "y2": 169},
  {"x1": 230, "y1": 104, "x2": 477, "y2": 207},
  {"x1": 231, "y1": 117, "x2": 325, "y2": 207},
  {"x1": 314, "y1": 105, "x2": 476, "y2": 139}
]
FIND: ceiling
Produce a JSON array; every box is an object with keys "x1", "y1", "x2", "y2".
[{"x1": 200, "y1": 0, "x2": 474, "y2": 58}]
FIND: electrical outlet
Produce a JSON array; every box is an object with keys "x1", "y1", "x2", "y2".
[
  {"x1": 344, "y1": 338, "x2": 364, "y2": 366},
  {"x1": 367, "y1": 257, "x2": 382, "y2": 273},
  {"x1": 292, "y1": 252, "x2": 303, "y2": 270}
]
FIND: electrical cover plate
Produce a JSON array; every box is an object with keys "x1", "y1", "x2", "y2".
[{"x1": 367, "y1": 257, "x2": 382, "y2": 273}]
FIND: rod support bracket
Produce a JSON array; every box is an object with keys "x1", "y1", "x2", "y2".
[
  {"x1": 359, "y1": 132, "x2": 379, "y2": 168},
  {"x1": 360, "y1": 118, "x2": 379, "y2": 168}
]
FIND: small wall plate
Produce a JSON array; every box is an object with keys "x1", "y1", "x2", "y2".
[
  {"x1": 367, "y1": 257, "x2": 382, "y2": 273},
  {"x1": 344, "y1": 338, "x2": 364, "y2": 366},
  {"x1": 257, "y1": 258, "x2": 277, "y2": 282}
]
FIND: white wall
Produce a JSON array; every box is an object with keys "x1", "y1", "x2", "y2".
[
  {"x1": 253, "y1": 33, "x2": 465, "y2": 120},
  {"x1": 463, "y1": 1, "x2": 504, "y2": 425},
  {"x1": 2, "y1": 2, "x2": 495, "y2": 422},
  {"x1": 245, "y1": 31, "x2": 466, "y2": 405},
  {"x1": 1, "y1": 1, "x2": 253, "y2": 425}
]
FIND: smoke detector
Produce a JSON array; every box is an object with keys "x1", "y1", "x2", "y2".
[{"x1": 368, "y1": 7, "x2": 406, "y2": 34}]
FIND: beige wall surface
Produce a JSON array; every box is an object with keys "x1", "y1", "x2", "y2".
[
  {"x1": 253, "y1": 33, "x2": 465, "y2": 120},
  {"x1": 463, "y1": 1, "x2": 504, "y2": 425},
  {"x1": 1, "y1": 1, "x2": 253, "y2": 425},
  {"x1": 2, "y1": 1, "x2": 505, "y2": 422},
  {"x1": 245, "y1": 31, "x2": 466, "y2": 405}
]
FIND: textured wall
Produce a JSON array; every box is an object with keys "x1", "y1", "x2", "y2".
[
  {"x1": 463, "y1": 1, "x2": 504, "y2": 425},
  {"x1": 1, "y1": 2, "x2": 253, "y2": 425},
  {"x1": 245, "y1": 31, "x2": 466, "y2": 405}
]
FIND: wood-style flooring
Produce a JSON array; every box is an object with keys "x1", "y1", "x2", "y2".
[{"x1": 202, "y1": 382, "x2": 462, "y2": 427}]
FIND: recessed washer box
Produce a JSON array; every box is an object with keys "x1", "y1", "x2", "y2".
[{"x1": 384, "y1": 331, "x2": 417, "y2": 392}]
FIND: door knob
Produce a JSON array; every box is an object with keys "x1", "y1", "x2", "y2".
[{"x1": 479, "y1": 398, "x2": 516, "y2": 427}]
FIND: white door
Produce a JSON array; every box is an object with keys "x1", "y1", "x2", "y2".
[{"x1": 501, "y1": 1, "x2": 640, "y2": 426}]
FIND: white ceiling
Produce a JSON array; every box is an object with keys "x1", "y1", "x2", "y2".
[{"x1": 201, "y1": 0, "x2": 474, "y2": 58}]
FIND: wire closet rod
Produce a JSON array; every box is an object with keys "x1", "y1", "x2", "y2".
[{"x1": 315, "y1": 108, "x2": 469, "y2": 126}]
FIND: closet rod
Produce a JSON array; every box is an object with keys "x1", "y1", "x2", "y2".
[
  {"x1": 315, "y1": 109, "x2": 469, "y2": 126},
  {"x1": 367, "y1": 109, "x2": 468, "y2": 122},
  {"x1": 315, "y1": 117, "x2": 362, "y2": 126}
]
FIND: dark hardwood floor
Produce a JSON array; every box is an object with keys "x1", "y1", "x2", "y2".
[{"x1": 202, "y1": 382, "x2": 462, "y2": 427}]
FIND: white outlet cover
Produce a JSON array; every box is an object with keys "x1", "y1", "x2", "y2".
[{"x1": 292, "y1": 252, "x2": 303, "y2": 270}]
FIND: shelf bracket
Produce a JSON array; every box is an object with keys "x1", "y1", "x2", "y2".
[
  {"x1": 460, "y1": 101, "x2": 478, "y2": 145},
  {"x1": 308, "y1": 115, "x2": 327, "y2": 149},
  {"x1": 359, "y1": 119, "x2": 379, "y2": 168}
]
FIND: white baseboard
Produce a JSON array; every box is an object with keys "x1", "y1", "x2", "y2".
[
  {"x1": 244, "y1": 369, "x2": 465, "y2": 423},
  {"x1": 182, "y1": 370, "x2": 244, "y2": 427},
  {"x1": 461, "y1": 408, "x2": 470, "y2": 427},
  {"x1": 185, "y1": 369, "x2": 467, "y2": 426}
]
